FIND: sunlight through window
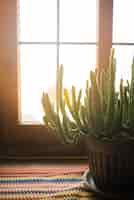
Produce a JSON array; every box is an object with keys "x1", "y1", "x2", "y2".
[
  {"x1": 113, "y1": 0, "x2": 134, "y2": 90},
  {"x1": 19, "y1": 0, "x2": 97, "y2": 124}
]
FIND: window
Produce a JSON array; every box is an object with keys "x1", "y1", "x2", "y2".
[
  {"x1": 113, "y1": 0, "x2": 134, "y2": 88},
  {"x1": 19, "y1": 0, "x2": 96, "y2": 124},
  {"x1": 1, "y1": 0, "x2": 113, "y2": 158}
]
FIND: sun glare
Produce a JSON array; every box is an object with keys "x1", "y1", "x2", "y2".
[{"x1": 19, "y1": 0, "x2": 96, "y2": 124}]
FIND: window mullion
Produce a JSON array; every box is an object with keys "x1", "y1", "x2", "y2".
[{"x1": 97, "y1": 0, "x2": 113, "y2": 67}]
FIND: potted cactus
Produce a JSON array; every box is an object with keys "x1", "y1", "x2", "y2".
[{"x1": 42, "y1": 49, "x2": 134, "y2": 195}]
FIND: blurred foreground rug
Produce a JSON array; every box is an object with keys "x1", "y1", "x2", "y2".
[{"x1": 0, "y1": 164, "x2": 95, "y2": 200}]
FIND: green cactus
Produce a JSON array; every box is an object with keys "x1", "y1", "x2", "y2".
[{"x1": 42, "y1": 49, "x2": 134, "y2": 143}]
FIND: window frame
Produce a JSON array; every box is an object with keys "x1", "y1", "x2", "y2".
[{"x1": 0, "y1": 0, "x2": 113, "y2": 159}]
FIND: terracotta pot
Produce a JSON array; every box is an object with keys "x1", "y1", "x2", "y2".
[{"x1": 85, "y1": 136, "x2": 134, "y2": 194}]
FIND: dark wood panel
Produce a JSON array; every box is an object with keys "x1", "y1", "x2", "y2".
[{"x1": 0, "y1": 141, "x2": 87, "y2": 159}]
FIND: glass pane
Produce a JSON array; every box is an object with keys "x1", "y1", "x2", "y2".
[
  {"x1": 113, "y1": 0, "x2": 134, "y2": 43},
  {"x1": 60, "y1": 0, "x2": 97, "y2": 42},
  {"x1": 19, "y1": 0, "x2": 57, "y2": 41},
  {"x1": 20, "y1": 45, "x2": 56, "y2": 123},
  {"x1": 60, "y1": 45, "x2": 96, "y2": 89},
  {"x1": 113, "y1": 45, "x2": 134, "y2": 90}
]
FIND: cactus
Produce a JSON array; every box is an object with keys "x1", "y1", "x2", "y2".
[{"x1": 42, "y1": 49, "x2": 134, "y2": 143}]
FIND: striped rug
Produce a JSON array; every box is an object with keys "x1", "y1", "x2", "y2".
[{"x1": 0, "y1": 164, "x2": 95, "y2": 200}]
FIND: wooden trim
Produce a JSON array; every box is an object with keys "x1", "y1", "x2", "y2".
[
  {"x1": 0, "y1": 0, "x2": 18, "y2": 146},
  {"x1": 0, "y1": 0, "x2": 18, "y2": 128},
  {"x1": 97, "y1": 0, "x2": 113, "y2": 67}
]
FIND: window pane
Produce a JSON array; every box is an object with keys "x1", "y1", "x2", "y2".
[
  {"x1": 19, "y1": 0, "x2": 57, "y2": 42},
  {"x1": 113, "y1": 0, "x2": 134, "y2": 43},
  {"x1": 20, "y1": 45, "x2": 57, "y2": 123},
  {"x1": 60, "y1": 45, "x2": 96, "y2": 89},
  {"x1": 113, "y1": 46, "x2": 134, "y2": 90},
  {"x1": 60, "y1": 0, "x2": 97, "y2": 42}
]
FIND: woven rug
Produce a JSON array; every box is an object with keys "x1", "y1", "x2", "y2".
[{"x1": 0, "y1": 164, "x2": 95, "y2": 200}]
